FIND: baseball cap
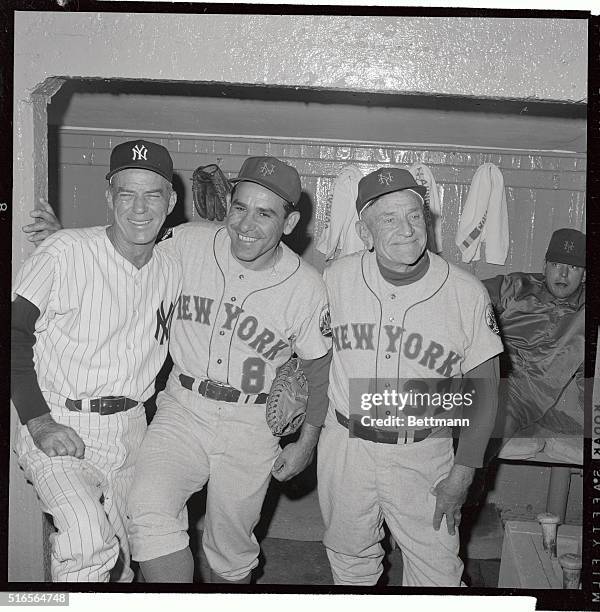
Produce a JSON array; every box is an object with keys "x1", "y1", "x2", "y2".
[
  {"x1": 230, "y1": 156, "x2": 302, "y2": 206},
  {"x1": 545, "y1": 228, "x2": 585, "y2": 268},
  {"x1": 356, "y1": 167, "x2": 427, "y2": 218},
  {"x1": 105, "y1": 139, "x2": 173, "y2": 183}
]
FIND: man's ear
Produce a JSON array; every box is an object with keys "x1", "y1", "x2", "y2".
[
  {"x1": 167, "y1": 190, "x2": 177, "y2": 215},
  {"x1": 356, "y1": 219, "x2": 374, "y2": 251},
  {"x1": 283, "y1": 210, "x2": 301, "y2": 235},
  {"x1": 105, "y1": 188, "x2": 114, "y2": 211}
]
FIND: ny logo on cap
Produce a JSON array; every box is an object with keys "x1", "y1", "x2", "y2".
[
  {"x1": 564, "y1": 240, "x2": 575, "y2": 252},
  {"x1": 259, "y1": 162, "x2": 275, "y2": 176},
  {"x1": 132, "y1": 144, "x2": 148, "y2": 161},
  {"x1": 378, "y1": 171, "x2": 394, "y2": 186}
]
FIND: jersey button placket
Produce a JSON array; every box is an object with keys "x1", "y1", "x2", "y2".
[
  {"x1": 132, "y1": 279, "x2": 143, "y2": 318},
  {"x1": 381, "y1": 306, "x2": 402, "y2": 380},
  {"x1": 128, "y1": 275, "x2": 143, "y2": 350}
]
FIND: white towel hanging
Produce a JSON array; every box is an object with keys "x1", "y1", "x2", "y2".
[{"x1": 455, "y1": 162, "x2": 509, "y2": 265}]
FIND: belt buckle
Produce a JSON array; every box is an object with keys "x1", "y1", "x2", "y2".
[
  {"x1": 204, "y1": 380, "x2": 230, "y2": 402},
  {"x1": 99, "y1": 396, "x2": 122, "y2": 416}
]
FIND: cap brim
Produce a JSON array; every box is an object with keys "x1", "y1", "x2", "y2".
[
  {"x1": 105, "y1": 165, "x2": 172, "y2": 183},
  {"x1": 358, "y1": 185, "x2": 428, "y2": 218},
  {"x1": 230, "y1": 176, "x2": 296, "y2": 205},
  {"x1": 545, "y1": 254, "x2": 586, "y2": 268}
]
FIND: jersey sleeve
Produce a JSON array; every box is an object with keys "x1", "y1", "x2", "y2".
[
  {"x1": 11, "y1": 296, "x2": 51, "y2": 424},
  {"x1": 455, "y1": 356, "x2": 499, "y2": 467},
  {"x1": 462, "y1": 284, "x2": 504, "y2": 374},
  {"x1": 302, "y1": 349, "x2": 332, "y2": 427},
  {"x1": 12, "y1": 248, "x2": 59, "y2": 327},
  {"x1": 291, "y1": 280, "x2": 332, "y2": 361}
]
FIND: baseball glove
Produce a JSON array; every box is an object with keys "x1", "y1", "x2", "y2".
[
  {"x1": 266, "y1": 358, "x2": 309, "y2": 437},
  {"x1": 192, "y1": 163, "x2": 230, "y2": 222}
]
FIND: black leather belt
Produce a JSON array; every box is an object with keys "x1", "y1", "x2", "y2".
[
  {"x1": 65, "y1": 396, "x2": 138, "y2": 415},
  {"x1": 179, "y1": 374, "x2": 268, "y2": 405},
  {"x1": 335, "y1": 410, "x2": 432, "y2": 444}
]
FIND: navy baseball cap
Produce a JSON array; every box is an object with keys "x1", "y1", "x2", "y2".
[
  {"x1": 545, "y1": 228, "x2": 585, "y2": 268},
  {"x1": 106, "y1": 140, "x2": 173, "y2": 183},
  {"x1": 356, "y1": 167, "x2": 427, "y2": 217},
  {"x1": 230, "y1": 156, "x2": 302, "y2": 206}
]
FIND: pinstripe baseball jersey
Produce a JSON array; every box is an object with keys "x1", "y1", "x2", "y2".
[
  {"x1": 161, "y1": 222, "x2": 330, "y2": 393},
  {"x1": 324, "y1": 249, "x2": 503, "y2": 419},
  {"x1": 12, "y1": 227, "x2": 182, "y2": 403}
]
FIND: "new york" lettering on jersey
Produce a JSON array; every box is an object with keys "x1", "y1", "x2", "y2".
[
  {"x1": 331, "y1": 322, "x2": 462, "y2": 377},
  {"x1": 176, "y1": 293, "x2": 289, "y2": 361}
]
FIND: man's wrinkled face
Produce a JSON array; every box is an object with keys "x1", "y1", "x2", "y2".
[
  {"x1": 106, "y1": 168, "x2": 176, "y2": 247},
  {"x1": 544, "y1": 260, "x2": 585, "y2": 299},
  {"x1": 356, "y1": 190, "x2": 427, "y2": 270},
  {"x1": 225, "y1": 181, "x2": 299, "y2": 271}
]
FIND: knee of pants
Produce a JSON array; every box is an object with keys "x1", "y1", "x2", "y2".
[
  {"x1": 126, "y1": 496, "x2": 190, "y2": 563},
  {"x1": 49, "y1": 521, "x2": 120, "y2": 582},
  {"x1": 202, "y1": 529, "x2": 259, "y2": 583},
  {"x1": 325, "y1": 547, "x2": 383, "y2": 587}
]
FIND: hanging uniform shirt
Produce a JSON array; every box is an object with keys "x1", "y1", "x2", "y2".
[{"x1": 314, "y1": 164, "x2": 364, "y2": 260}]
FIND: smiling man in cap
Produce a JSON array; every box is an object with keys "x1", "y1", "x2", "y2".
[
  {"x1": 11, "y1": 139, "x2": 181, "y2": 581},
  {"x1": 126, "y1": 156, "x2": 332, "y2": 583},
  {"x1": 317, "y1": 166, "x2": 503, "y2": 586}
]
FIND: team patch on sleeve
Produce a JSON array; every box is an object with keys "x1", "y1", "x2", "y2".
[
  {"x1": 319, "y1": 305, "x2": 332, "y2": 337},
  {"x1": 485, "y1": 303, "x2": 500, "y2": 334}
]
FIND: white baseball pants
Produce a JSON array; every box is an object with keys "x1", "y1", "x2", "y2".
[
  {"x1": 15, "y1": 400, "x2": 147, "y2": 582},
  {"x1": 127, "y1": 379, "x2": 280, "y2": 581},
  {"x1": 317, "y1": 411, "x2": 463, "y2": 586}
]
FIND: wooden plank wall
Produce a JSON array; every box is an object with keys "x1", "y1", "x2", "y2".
[{"x1": 50, "y1": 128, "x2": 586, "y2": 280}]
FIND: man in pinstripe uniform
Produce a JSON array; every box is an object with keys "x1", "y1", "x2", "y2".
[{"x1": 11, "y1": 140, "x2": 181, "y2": 582}]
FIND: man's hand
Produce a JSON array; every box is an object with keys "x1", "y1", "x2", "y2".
[
  {"x1": 22, "y1": 199, "x2": 62, "y2": 245},
  {"x1": 27, "y1": 413, "x2": 85, "y2": 459},
  {"x1": 271, "y1": 422, "x2": 320, "y2": 482},
  {"x1": 431, "y1": 464, "x2": 475, "y2": 535}
]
